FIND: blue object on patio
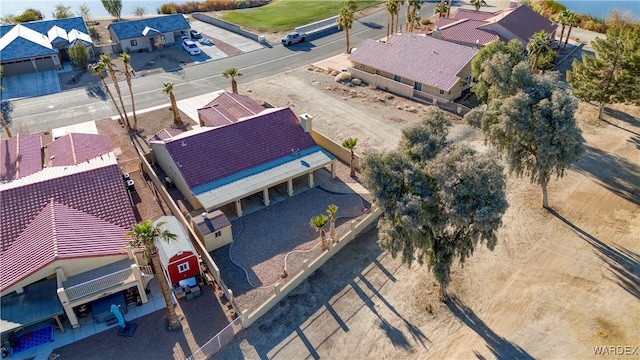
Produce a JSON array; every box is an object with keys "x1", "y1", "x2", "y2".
[
  {"x1": 110, "y1": 305, "x2": 126, "y2": 328},
  {"x1": 179, "y1": 277, "x2": 197, "y2": 288},
  {"x1": 92, "y1": 292, "x2": 127, "y2": 323},
  {"x1": 11, "y1": 325, "x2": 54, "y2": 354}
]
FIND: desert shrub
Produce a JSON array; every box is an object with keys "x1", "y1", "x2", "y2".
[
  {"x1": 158, "y1": 0, "x2": 269, "y2": 14},
  {"x1": 536, "y1": 50, "x2": 557, "y2": 71}
]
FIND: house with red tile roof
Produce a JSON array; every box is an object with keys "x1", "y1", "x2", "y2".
[
  {"x1": 348, "y1": 33, "x2": 478, "y2": 102},
  {"x1": 0, "y1": 133, "x2": 152, "y2": 331},
  {"x1": 151, "y1": 106, "x2": 336, "y2": 217},
  {"x1": 432, "y1": 5, "x2": 557, "y2": 48}
]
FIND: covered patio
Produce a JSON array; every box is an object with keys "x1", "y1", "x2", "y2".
[{"x1": 1, "y1": 278, "x2": 65, "y2": 336}]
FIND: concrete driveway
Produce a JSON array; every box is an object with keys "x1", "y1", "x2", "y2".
[
  {"x1": 0, "y1": 63, "x2": 67, "y2": 101},
  {"x1": 188, "y1": 18, "x2": 264, "y2": 54}
]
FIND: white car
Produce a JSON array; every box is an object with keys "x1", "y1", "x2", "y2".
[
  {"x1": 281, "y1": 32, "x2": 306, "y2": 46},
  {"x1": 182, "y1": 39, "x2": 201, "y2": 55}
]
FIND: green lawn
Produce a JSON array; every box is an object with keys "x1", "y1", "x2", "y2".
[{"x1": 221, "y1": 0, "x2": 383, "y2": 32}]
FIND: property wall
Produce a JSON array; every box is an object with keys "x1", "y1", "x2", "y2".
[
  {"x1": 310, "y1": 129, "x2": 362, "y2": 171},
  {"x1": 4, "y1": 254, "x2": 129, "y2": 294},
  {"x1": 295, "y1": 16, "x2": 338, "y2": 35},
  {"x1": 151, "y1": 143, "x2": 199, "y2": 209},
  {"x1": 242, "y1": 207, "x2": 382, "y2": 327},
  {"x1": 191, "y1": 13, "x2": 260, "y2": 42}
]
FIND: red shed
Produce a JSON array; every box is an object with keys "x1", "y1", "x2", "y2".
[{"x1": 153, "y1": 216, "x2": 200, "y2": 286}]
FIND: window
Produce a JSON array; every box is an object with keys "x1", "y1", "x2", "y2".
[
  {"x1": 130, "y1": 39, "x2": 137, "y2": 46},
  {"x1": 214, "y1": 231, "x2": 222, "y2": 237},
  {"x1": 358, "y1": 64, "x2": 364, "y2": 69},
  {"x1": 178, "y1": 262, "x2": 190, "y2": 273},
  {"x1": 439, "y1": 89, "x2": 445, "y2": 95},
  {"x1": 413, "y1": 82, "x2": 423, "y2": 91},
  {"x1": 393, "y1": 75, "x2": 402, "y2": 82}
]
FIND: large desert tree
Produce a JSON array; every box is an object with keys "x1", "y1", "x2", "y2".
[
  {"x1": 127, "y1": 220, "x2": 180, "y2": 329},
  {"x1": 78, "y1": 3, "x2": 92, "y2": 23},
  {"x1": 363, "y1": 108, "x2": 508, "y2": 299},
  {"x1": 436, "y1": 0, "x2": 447, "y2": 17},
  {"x1": 120, "y1": 52, "x2": 138, "y2": 130},
  {"x1": 465, "y1": 65, "x2": 584, "y2": 208},
  {"x1": 69, "y1": 42, "x2": 89, "y2": 69},
  {"x1": 337, "y1": 6, "x2": 354, "y2": 54},
  {"x1": 101, "y1": 0, "x2": 122, "y2": 20},
  {"x1": 471, "y1": 39, "x2": 525, "y2": 104},
  {"x1": 310, "y1": 214, "x2": 329, "y2": 251},
  {"x1": 90, "y1": 62, "x2": 126, "y2": 127},
  {"x1": 53, "y1": 4, "x2": 73, "y2": 19},
  {"x1": 162, "y1": 82, "x2": 182, "y2": 126},
  {"x1": 527, "y1": 30, "x2": 552, "y2": 72},
  {"x1": 567, "y1": 24, "x2": 640, "y2": 120},
  {"x1": 222, "y1": 67, "x2": 242, "y2": 94},
  {"x1": 100, "y1": 54, "x2": 130, "y2": 130},
  {"x1": 342, "y1": 137, "x2": 358, "y2": 177}
]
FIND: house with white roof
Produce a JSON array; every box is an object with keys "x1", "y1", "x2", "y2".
[{"x1": 0, "y1": 17, "x2": 93, "y2": 76}]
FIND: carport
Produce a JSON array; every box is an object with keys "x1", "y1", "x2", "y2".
[
  {"x1": 194, "y1": 146, "x2": 335, "y2": 216},
  {"x1": 1, "y1": 278, "x2": 65, "y2": 336}
]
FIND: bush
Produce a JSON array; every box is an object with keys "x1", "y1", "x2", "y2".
[
  {"x1": 536, "y1": 50, "x2": 557, "y2": 71},
  {"x1": 157, "y1": 0, "x2": 269, "y2": 14}
]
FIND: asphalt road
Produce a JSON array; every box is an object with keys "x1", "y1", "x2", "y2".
[{"x1": 4, "y1": 5, "x2": 435, "y2": 135}]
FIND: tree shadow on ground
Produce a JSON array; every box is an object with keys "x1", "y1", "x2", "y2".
[
  {"x1": 1, "y1": 100, "x2": 14, "y2": 123},
  {"x1": 548, "y1": 209, "x2": 640, "y2": 299},
  {"x1": 214, "y1": 227, "x2": 430, "y2": 359},
  {"x1": 86, "y1": 83, "x2": 107, "y2": 100},
  {"x1": 572, "y1": 144, "x2": 640, "y2": 206},
  {"x1": 358, "y1": 20, "x2": 383, "y2": 29},
  {"x1": 445, "y1": 296, "x2": 534, "y2": 360},
  {"x1": 604, "y1": 107, "x2": 640, "y2": 130}
]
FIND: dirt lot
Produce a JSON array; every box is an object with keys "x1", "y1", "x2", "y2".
[{"x1": 211, "y1": 66, "x2": 640, "y2": 359}]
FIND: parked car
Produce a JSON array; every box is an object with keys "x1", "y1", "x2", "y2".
[
  {"x1": 199, "y1": 38, "x2": 214, "y2": 46},
  {"x1": 190, "y1": 30, "x2": 202, "y2": 39},
  {"x1": 281, "y1": 31, "x2": 306, "y2": 46},
  {"x1": 182, "y1": 39, "x2": 201, "y2": 55}
]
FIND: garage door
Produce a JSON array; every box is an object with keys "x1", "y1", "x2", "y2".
[
  {"x1": 1, "y1": 60, "x2": 34, "y2": 76},
  {"x1": 35, "y1": 57, "x2": 56, "y2": 72}
]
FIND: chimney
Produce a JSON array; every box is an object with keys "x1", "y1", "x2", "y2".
[
  {"x1": 299, "y1": 113, "x2": 313, "y2": 133},
  {"x1": 432, "y1": 27, "x2": 442, "y2": 39},
  {"x1": 509, "y1": 0, "x2": 518, "y2": 8}
]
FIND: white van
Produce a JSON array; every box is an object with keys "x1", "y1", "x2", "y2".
[{"x1": 182, "y1": 39, "x2": 201, "y2": 56}]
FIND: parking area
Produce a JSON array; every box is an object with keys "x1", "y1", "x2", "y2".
[{"x1": 188, "y1": 18, "x2": 264, "y2": 54}]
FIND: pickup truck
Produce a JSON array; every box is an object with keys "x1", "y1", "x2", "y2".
[{"x1": 281, "y1": 32, "x2": 306, "y2": 46}]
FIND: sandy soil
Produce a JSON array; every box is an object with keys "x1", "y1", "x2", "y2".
[{"x1": 222, "y1": 66, "x2": 640, "y2": 359}]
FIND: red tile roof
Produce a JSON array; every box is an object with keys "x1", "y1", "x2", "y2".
[
  {"x1": 197, "y1": 91, "x2": 265, "y2": 128},
  {"x1": 435, "y1": 5, "x2": 556, "y2": 47},
  {"x1": 151, "y1": 128, "x2": 185, "y2": 141},
  {"x1": 46, "y1": 133, "x2": 113, "y2": 166},
  {"x1": 349, "y1": 33, "x2": 478, "y2": 91},
  {"x1": 0, "y1": 200, "x2": 131, "y2": 291},
  {"x1": 437, "y1": 19, "x2": 501, "y2": 47},
  {"x1": 158, "y1": 107, "x2": 316, "y2": 189},
  {"x1": 0, "y1": 134, "x2": 42, "y2": 181}
]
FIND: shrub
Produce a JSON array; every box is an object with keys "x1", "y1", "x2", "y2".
[{"x1": 157, "y1": 0, "x2": 269, "y2": 14}]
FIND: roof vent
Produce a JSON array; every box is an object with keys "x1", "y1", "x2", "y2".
[
  {"x1": 177, "y1": 162, "x2": 183, "y2": 168},
  {"x1": 181, "y1": 141, "x2": 187, "y2": 147}
]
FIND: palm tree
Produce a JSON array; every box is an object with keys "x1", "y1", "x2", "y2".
[
  {"x1": 470, "y1": 0, "x2": 486, "y2": 11},
  {"x1": 326, "y1": 204, "x2": 339, "y2": 244},
  {"x1": 556, "y1": 10, "x2": 570, "y2": 49},
  {"x1": 120, "y1": 52, "x2": 138, "y2": 131},
  {"x1": 337, "y1": 6, "x2": 354, "y2": 54},
  {"x1": 386, "y1": 0, "x2": 398, "y2": 40},
  {"x1": 222, "y1": 67, "x2": 243, "y2": 94},
  {"x1": 162, "y1": 82, "x2": 182, "y2": 126},
  {"x1": 435, "y1": 0, "x2": 448, "y2": 17},
  {"x1": 447, "y1": 0, "x2": 453, "y2": 17},
  {"x1": 527, "y1": 30, "x2": 552, "y2": 72},
  {"x1": 395, "y1": 0, "x2": 404, "y2": 33},
  {"x1": 342, "y1": 137, "x2": 358, "y2": 177},
  {"x1": 406, "y1": 0, "x2": 422, "y2": 32},
  {"x1": 310, "y1": 214, "x2": 329, "y2": 251},
  {"x1": 563, "y1": 10, "x2": 577, "y2": 49},
  {"x1": 99, "y1": 54, "x2": 131, "y2": 131},
  {"x1": 90, "y1": 62, "x2": 126, "y2": 127},
  {"x1": 126, "y1": 220, "x2": 181, "y2": 329},
  {"x1": 0, "y1": 66, "x2": 11, "y2": 138}
]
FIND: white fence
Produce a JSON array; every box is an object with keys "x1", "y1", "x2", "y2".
[
  {"x1": 295, "y1": 16, "x2": 338, "y2": 35},
  {"x1": 187, "y1": 316, "x2": 243, "y2": 360},
  {"x1": 65, "y1": 268, "x2": 133, "y2": 301}
]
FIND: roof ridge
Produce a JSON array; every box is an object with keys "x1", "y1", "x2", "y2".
[
  {"x1": 69, "y1": 133, "x2": 77, "y2": 164},
  {"x1": 49, "y1": 199, "x2": 59, "y2": 259},
  {"x1": 15, "y1": 134, "x2": 21, "y2": 179}
]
